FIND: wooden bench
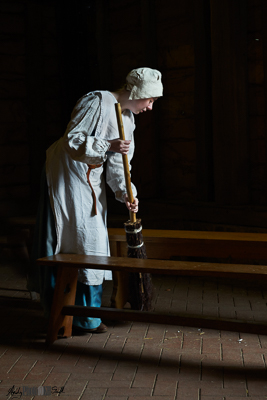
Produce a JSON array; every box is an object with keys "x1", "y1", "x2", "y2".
[
  {"x1": 108, "y1": 228, "x2": 267, "y2": 262},
  {"x1": 6, "y1": 218, "x2": 267, "y2": 342},
  {"x1": 6, "y1": 216, "x2": 267, "y2": 262},
  {"x1": 109, "y1": 229, "x2": 267, "y2": 307},
  {"x1": 37, "y1": 253, "x2": 267, "y2": 345}
]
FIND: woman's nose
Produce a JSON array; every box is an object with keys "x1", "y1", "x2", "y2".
[{"x1": 148, "y1": 103, "x2": 153, "y2": 110}]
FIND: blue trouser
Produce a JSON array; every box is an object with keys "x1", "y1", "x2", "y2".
[{"x1": 27, "y1": 166, "x2": 102, "y2": 330}]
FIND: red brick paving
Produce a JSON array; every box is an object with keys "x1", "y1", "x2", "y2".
[{"x1": 1, "y1": 263, "x2": 267, "y2": 399}]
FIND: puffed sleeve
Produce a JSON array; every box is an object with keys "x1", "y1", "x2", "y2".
[{"x1": 63, "y1": 93, "x2": 110, "y2": 164}]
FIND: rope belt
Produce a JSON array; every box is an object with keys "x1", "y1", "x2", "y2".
[{"x1": 86, "y1": 163, "x2": 103, "y2": 215}]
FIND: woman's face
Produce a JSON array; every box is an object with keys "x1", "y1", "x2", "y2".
[{"x1": 128, "y1": 98, "x2": 158, "y2": 114}]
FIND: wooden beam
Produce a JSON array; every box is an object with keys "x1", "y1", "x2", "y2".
[
  {"x1": 210, "y1": 0, "x2": 249, "y2": 205},
  {"x1": 132, "y1": 0, "x2": 161, "y2": 199},
  {"x1": 25, "y1": 3, "x2": 47, "y2": 200},
  {"x1": 140, "y1": 0, "x2": 158, "y2": 68},
  {"x1": 193, "y1": 0, "x2": 214, "y2": 201},
  {"x1": 260, "y1": 0, "x2": 267, "y2": 203},
  {"x1": 95, "y1": 0, "x2": 112, "y2": 90},
  {"x1": 55, "y1": 1, "x2": 99, "y2": 126}
]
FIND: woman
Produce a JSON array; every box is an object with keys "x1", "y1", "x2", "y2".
[{"x1": 28, "y1": 67, "x2": 163, "y2": 333}]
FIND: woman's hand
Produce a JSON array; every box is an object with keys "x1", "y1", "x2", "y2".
[
  {"x1": 124, "y1": 195, "x2": 139, "y2": 213},
  {"x1": 108, "y1": 139, "x2": 131, "y2": 155}
]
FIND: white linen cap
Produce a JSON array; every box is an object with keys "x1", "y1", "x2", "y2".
[{"x1": 126, "y1": 67, "x2": 163, "y2": 100}]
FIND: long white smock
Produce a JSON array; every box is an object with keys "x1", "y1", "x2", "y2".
[{"x1": 46, "y1": 91, "x2": 137, "y2": 285}]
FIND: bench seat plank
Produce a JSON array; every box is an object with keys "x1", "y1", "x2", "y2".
[
  {"x1": 37, "y1": 254, "x2": 267, "y2": 279},
  {"x1": 7, "y1": 217, "x2": 267, "y2": 243},
  {"x1": 108, "y1": 228, "x2": 267, "y2": 242}
]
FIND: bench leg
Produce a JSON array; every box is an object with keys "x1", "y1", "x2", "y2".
[
  {"x1": 46, "y1": 265, "x2": 78, "y2": 345},
  {"x1": 111, "y1": 271, "x2": 129, "y2": 308}
]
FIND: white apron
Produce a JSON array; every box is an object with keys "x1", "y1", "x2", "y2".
[{"x1": 46, "y1": 91, "x2": 137, "y2": 285}]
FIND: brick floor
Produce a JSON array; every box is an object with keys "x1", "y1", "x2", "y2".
[{"x1": 1, "y1": 260, "x2": 267, "y2": 399}]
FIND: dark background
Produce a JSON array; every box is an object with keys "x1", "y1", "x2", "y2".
[{"x1": 1, "y1": 0, "x2": 267, "y2": 232}]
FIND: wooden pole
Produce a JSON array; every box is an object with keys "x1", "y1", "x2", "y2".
[{"x1": 115, "y1": 103, "x2": 136, "y2": 223}]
